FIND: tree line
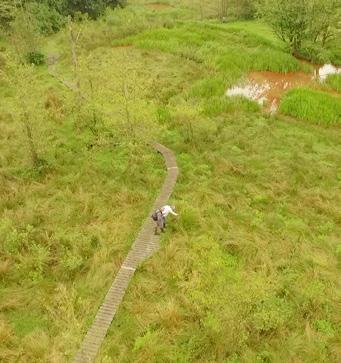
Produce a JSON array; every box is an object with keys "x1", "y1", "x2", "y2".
[{"x1": 0, "y1": 0, "x2": 126, "y2": 33}]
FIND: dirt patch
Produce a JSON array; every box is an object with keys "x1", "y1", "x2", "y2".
[
  {"x1": 113, "y1": 45, "x2": 133, "y2": 49},
  {"x1": 145, "y1": 3, "x2": 173, "y2": 10},
  {"x1": 226, "y1": 63, "x2": 341, "y2": 113}
]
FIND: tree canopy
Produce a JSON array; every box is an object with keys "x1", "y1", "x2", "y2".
[{"x1": 258, "y1": 0, "x2": 341, "y2": 54}]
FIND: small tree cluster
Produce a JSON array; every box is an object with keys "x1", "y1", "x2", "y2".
[
  {"x1": 1, "y1": 0, "x2": 126, "y2": 35},
  {"x1": 258, "y1": 0, "x2": 341, "y2": 54},
  {"x1": 61, "y1": 0, "x2": 126, "y2": 20}
]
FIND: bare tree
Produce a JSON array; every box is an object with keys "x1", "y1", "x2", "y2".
[
  {"x1": 219, "y1": 0, "x2": 229, "y2": 20},
  {"x1": 2, "y1": 58, "x2": 45, "y2": 168},
  {"x1": 68, "y1": 19, "x2": 82, "y2": 92},
  {"x1": 22, "y1": 114, "x2": 40, "y2": 167}
]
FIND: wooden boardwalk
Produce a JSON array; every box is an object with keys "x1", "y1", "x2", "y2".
[{"x1": 73, "y1": 142, "x2": 178, "y2": 363}]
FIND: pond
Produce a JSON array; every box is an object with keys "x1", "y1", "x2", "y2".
[{"x1": 226, "y1": 63, "x2": 341, "y2": 113}]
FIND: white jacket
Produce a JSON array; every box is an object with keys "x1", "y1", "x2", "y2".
[{"x1": 161, "y1": 205, "x2": 178, "y2": 217}]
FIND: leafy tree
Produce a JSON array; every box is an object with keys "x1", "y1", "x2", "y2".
[
  {"x1": 10, "y1": 6, "x2": 43, "y2": 63},
  {"x1": 258, "y1": 0, "x2": 341, "y2": 54},
  {"x1": 308, "y1": 0, "x2": 340, "y2": 46},
  {"x1": 26, "y1": 1, "x2": 66, "y2": 34},
  {"x1": 62, "y1": 0, "x2": 106, "y2": 19},
  {"x1": 60, "y1": 0, "x2": 125, "y2": 19},
  {"x1": 258, "y1": 0, "x2": 311, "y2": 53}
]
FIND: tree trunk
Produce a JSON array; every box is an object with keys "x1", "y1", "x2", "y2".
[
  {"x1": 23, "y1": 116, "x2": 39, "y2": 168},
  {"x1": 123, "y1": 82, "x2": 135, "y2": 139},
  {"x1": 219, "y1": 0, "x2": 229, "y2": 20},
  {"x1": 69, "y1": 21, "x2": 82, "y2": 94}
]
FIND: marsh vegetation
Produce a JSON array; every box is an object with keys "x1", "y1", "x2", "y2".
[{"x1": 0, "y1": 1, "x2": 340, "y2": 362}]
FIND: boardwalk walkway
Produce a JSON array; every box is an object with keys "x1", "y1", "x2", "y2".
[{"x1": 73, "y1": 142, "x2": 179, "y2": 362}]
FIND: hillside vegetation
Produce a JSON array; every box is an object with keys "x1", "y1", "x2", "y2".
[{"x1": 0, "y1": 1, "x2": 340, "y2": 362}]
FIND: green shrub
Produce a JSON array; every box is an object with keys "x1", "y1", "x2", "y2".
[
  {"x1": 61, "y1": 0, "x2": 125, "y2": 20},
  {"x1": 280, "y1": 88, "x2": 341, "y2": 125},
  {"x1": 25, "y1": 51, "x2": 46, "y2": 65}
]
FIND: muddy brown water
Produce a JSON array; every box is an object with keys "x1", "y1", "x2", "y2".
[
  {"x1": 145, "y1": 3, "x2": 174, "y2": 10},
  {"x1": 226, "y1": 63, "x2": 341, "y2": 112}
]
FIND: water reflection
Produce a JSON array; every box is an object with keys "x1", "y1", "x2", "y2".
[{"x1": 226, "y1": 63, "x2": 341, "y2": 112}]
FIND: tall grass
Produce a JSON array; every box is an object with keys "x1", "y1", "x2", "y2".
[
  {"x1": 326, "y1": 73, "x2": 341, "y2": 93},
  {"x1": 97, "y1": 109, "x2": 341, "y2": 362},
  {"x1": 128, "y1": 22, "x2": 305, "y2": 79},
  {"x1": 280, "y1": 88, "x2": 341, "y2": 126}
]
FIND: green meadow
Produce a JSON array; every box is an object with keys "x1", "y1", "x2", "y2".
[{"x1": 0, "y1": 1, "x2": 340, "y2": 362}]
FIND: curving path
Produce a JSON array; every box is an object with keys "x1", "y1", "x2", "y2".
[
  {"x1": 73, "y1": 142, "x2": 178, "y2": 362},
  {"x1": 47, "y1": 57, "x2": 179, "y2": 362}
]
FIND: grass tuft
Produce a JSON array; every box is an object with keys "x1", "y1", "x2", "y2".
[
  {"x1": 326, "y1": 73, "x2": 341, "y2": 93},
  {"x1": 280, "y1": 88, "x2": 341, "y2": 125}
]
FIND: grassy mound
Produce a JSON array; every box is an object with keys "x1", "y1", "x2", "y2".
[
  {"x1": 326, "y1": 73, "x2": 341, "y2": 93},
  {"x1": 280, "y1": 88, "x2": 341, "y2": 126}
]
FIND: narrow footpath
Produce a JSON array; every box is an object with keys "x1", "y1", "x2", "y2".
[{"x1": 73, "y1": 143, "x2": 178, "y2": 362}]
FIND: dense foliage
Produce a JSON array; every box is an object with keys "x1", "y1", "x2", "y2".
[
  {"x1": 0, "y1": 0, "x2": 125, "y2": 33},
  {"x1": 59, "y1": 0, "x2": 126, "y2": 19},
  {"x1": 258, "y1": 0, "x2": 341, "y2": 55}
]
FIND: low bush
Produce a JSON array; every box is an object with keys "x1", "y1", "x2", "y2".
[{"x1": 25, "y1": 51, "x2": 46, "y2": 65}]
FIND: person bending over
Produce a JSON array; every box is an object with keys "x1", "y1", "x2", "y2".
[{"x1": 152, "y1": 205, "x2": 178, "y2": 234}]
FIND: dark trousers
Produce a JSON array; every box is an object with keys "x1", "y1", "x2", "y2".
[{"x1": 155, "y1": 212, "x2": 166, "y2": 234}]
